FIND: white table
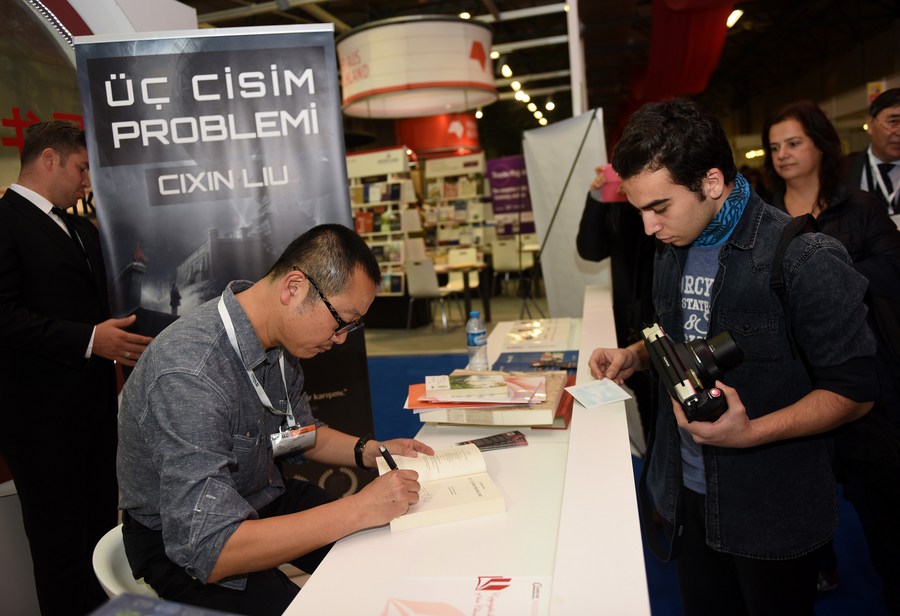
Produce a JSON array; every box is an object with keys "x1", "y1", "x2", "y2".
[{"x1": 283, "y1": 285, "x2": 649, "y2": 615}]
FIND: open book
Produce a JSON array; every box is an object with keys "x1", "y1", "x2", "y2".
[{"x1": 375, "y1": 444, "x2": 506, "y2": 531}]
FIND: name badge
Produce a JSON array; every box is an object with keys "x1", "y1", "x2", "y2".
[{"x1": 270, "y1": 424, "x2": 316, "y2": 457}]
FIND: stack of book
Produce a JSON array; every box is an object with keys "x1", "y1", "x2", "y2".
[{"x1": 406, "y1": 370, "x2": 571, "y2": 428}]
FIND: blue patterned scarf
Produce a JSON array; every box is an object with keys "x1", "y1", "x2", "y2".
[{"x1": 692, "y1": 173, "x2": 750, "y2": 247}]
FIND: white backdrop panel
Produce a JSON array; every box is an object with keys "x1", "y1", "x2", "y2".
[{"x1": 523, "y1": 109, "x2": 611, "y2": 318}]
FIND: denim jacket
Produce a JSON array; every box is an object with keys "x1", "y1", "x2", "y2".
[{"x1": 646, "y1": 191, "x2": 878, "y2": 559}]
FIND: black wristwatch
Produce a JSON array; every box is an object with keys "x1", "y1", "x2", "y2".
[{"x1": 354, "y1": 434, "x2": 373, "y2": 469}]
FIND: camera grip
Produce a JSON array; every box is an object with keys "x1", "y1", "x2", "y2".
[{"x1": 684, "y1": 387, "x2": 726, "y2": 422}]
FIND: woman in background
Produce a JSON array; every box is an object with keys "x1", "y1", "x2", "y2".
[{"x1": 763, "y1": 100, "x2": 900, "y2": 613}]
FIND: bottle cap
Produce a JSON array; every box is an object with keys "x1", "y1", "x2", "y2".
[{"x1": 469, "y1": 311, "x2": 479, "y2": 318}]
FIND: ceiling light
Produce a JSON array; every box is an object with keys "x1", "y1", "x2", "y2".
[
  {"x1": 534, "y1": 111, "x2": 543, "y2": 119},
  {"x1": 726, "y1": 9, "x2": 743, "y2": 28},
  {"x1": 501, "y1": 64, "x2": 512, "y2": 78},
  {"x1": 527, "y1": 102, "x2": 537, "y2": 112},
  {"x1": 475, "y1": 108, "x2": 483, "y2": 119},
  {"x1": 539, "y1": 117, "x2": 548, "y2": 125},
  {"x1": 563, "y1": 4, "x2": 570, "y2": 12},
  {"x1": 744, "y1": 149, "x2": 764, "y2": 159},
  {"x1": 863, "y1": 122, "x2": 869, "y2": 131},
  {"x1": 545, "y1": 100, "x2": 555, "y2": 111},
  {"x1": 514, "y1": 90, "x2": 527, "y2": 101},
  {"x1": 490, "y1": 50, "x2": 500, "y2": 60},
  {"x1": 458, "y1": 12, "x2": 471, "y2": 20},
  {"x1": 521, "y1": 92, "x2": 530, "y2": 103},
  {"x1": 511, "y1": 81, "x2": 521, "y2": 91}
]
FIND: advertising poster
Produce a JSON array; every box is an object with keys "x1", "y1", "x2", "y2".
[
  {"x1": 74, "y1": 25, "x2": 351, "y2": 335},
  {"x1": 486, "y1": 155, "x2": 535, "y2": 236}
]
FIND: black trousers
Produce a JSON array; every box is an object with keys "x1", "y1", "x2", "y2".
[
  {"x1": 123, "y1": 478, "x2": 336, "y2": 616},
  {"x1": 675, "y1": 488, "x2": 819, "y2": 616},
  {"x1": 1, "y1": 426, "x2": 118, "y2": 616}
]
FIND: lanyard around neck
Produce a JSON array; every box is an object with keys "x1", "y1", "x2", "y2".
[{"x1": 217, "y1": 295, "x2": 296, "y2": 427}]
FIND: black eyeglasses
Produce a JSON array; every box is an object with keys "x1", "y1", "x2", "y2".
[{"x1": 293, "y1": 267, "x2": 364, "y2": 336}]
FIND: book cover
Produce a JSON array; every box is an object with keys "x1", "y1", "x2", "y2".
[
  {"x1": 417, "y1": 371, "x2": 567, "y2": 427},
  {"x1": 491, "y1": 351, "x2": 579, "y2": 376},
  {"x1": 415, "y1": 376, "x2": 545, "y2": 406},
  {"x1": 375, "y1": 444, "x2": 505, "y2": 531},
  {"x1": 456, "y1": 430, "x2": 528, "y2": 452},
  {"x1": 424, "y1": 373, "x2": 508, "y2": 398}
]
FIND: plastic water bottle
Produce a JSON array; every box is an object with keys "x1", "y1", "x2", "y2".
[{"x1": 466, "y1": 310, "x2": 489, "y2": 370}]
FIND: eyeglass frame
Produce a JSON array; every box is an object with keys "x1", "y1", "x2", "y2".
[
  {"x1": 292, "y1": 266, "x2": 364, "y2": 336},
  {"x1": 873, "y1": 112, "x2": 900, "y2": 133}
]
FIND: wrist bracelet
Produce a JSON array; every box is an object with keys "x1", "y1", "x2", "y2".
[{"x1": 354, "y1": 434, "x2": 373, "y2": 469}]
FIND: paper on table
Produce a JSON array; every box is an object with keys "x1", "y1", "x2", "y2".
[
  {"x1": 382, "y1": 575, "x2": 551, "y2": 616},
  {"x1": 565, "y1": 379, "x2": 632, "y2": 407}
]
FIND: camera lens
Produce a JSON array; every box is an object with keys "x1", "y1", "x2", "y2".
[{"x1": 686, "y1": 331, "x2": 744, "y2": 384}]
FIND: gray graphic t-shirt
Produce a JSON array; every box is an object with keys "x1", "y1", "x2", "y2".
[{"x1": 679, "y1": 244, "x2": 720, "y2": 495}]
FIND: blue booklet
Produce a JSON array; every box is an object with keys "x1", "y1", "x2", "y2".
[
  {"x1": 491, "y1": 351, "x2": 579, "y2": 375},
  {"x1": 90, "y1": 594, "x2": 241, "y2": 616}
]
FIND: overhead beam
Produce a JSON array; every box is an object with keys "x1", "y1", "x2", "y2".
[
  {"x1": 492, "y1": 35, "x2": 568, "y2": 55},
  {"x1": 495, "y1": 70, "x2": 571, "y2": 87},
  {"x1": 474, "y1": 3, "x2": 568, "y2": 23},
  {"x1": 497, "y1": 84, "x2": 572, "y2": 101}
]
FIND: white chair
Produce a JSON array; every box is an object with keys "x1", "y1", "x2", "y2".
[
  {"x1": 446, "y1": 246, "x2": 480, "y2": 294},
  {"x1": 92, "y1": 524, "x2": 158, "y2": 598},
  {"x1": 404, "y1": 237, "x2": 428, "y2": 262},
  {"x1": 491, "y1": 236, "x2": 534, "y2": 296},
  {"x1": 405, "y1": 258, "x2": 459, "y2": 330}
]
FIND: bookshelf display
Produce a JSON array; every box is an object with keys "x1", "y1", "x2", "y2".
[
  {"x1": 347, "y1": 148, "x2": 422, "y2": 297},
  {"x1": 422, "y1": 152, "x2": 493, "y2": 257}
]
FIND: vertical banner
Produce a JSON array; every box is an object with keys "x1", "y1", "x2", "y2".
[
  {"x1": 522, "y1": 109, "x2": 611, "y2": 318},
  {"x1": 74, "y1": 25, "x2": 351, "y2": 335},
  {"x1": 485, "y1": 155, "x2": 534, "y2": 236}
]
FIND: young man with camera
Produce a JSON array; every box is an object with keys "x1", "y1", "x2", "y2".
[{"x1": 588, "y1": 99, "x2": 878, "y2": 615}]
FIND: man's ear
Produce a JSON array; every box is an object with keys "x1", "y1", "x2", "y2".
[
  {"x1": 40, "y1": 148, "x2": 57, "y2": 170},
  {"x1": 704, "y1": 168, "x2": 726, "y2": 201},
  {"x1": 281, "y1": 268, "x2": 306, "y2": 305}
]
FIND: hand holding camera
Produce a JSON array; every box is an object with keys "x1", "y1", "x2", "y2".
[{"x1": 641, "y1": 323, "x2": 743, "y2": 422}]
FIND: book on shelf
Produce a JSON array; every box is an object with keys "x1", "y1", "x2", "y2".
[
  {"x1": 424, "y1": 373, "x2": 508, "y2": 398},
  {"x1": 416, "y1": 371, "x2": 567, "y2": 427},
  {"x1": 375, "y1": 443, "x2": 505, "y2": 531}
]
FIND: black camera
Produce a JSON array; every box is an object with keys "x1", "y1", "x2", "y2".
[{"x1": 641, "y1": 323, "x2": 744, "y2": 422}]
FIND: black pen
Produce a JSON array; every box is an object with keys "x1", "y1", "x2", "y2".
[{"x1": 379, "y1": 444, "x2": 398, "y2": 470}]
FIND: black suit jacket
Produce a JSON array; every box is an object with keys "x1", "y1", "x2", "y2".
[
  {"x1": 846, "y1": 150, "x2": 896, "y2": 210},
  {"x1": 0, "y1": 188, "x2": 117, "y2": 440}
]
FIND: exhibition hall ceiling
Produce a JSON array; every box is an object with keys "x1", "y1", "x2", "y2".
[{"x1": 178, "y1": 0, "x2": 899, "y2": 155}]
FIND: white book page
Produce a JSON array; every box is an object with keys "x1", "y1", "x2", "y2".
[{"x1": 376, "y1": 443, "x2": 486, "y2": 482}]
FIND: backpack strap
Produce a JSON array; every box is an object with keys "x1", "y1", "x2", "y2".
[{"x1": 770, "y1": 214, "x2": 818, "y2": 358}]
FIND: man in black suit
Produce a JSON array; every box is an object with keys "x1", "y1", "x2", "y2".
[
  {"x1": 0, "y1": 121, "x2": 153, "y2": 615},
  {"x1": 845, "y1": 87, "x2": 900, "y2": 215}
]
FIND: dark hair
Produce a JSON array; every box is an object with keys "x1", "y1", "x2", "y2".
[
  {"x1": 869, "y1": 87, "x2": 900, "y2": 118},
  {"x1": 267, "y1": 224, "x2": 381, "y2": 300},
  {"x1": 611, "y1": 99, "x2": 736, "y2": 199},
  {"x1": 21, "y1": 121, "x2": 86, "y2": 166},
  {"x1": 761, "y1": 100, "x2": 843, "y2": 209}
]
